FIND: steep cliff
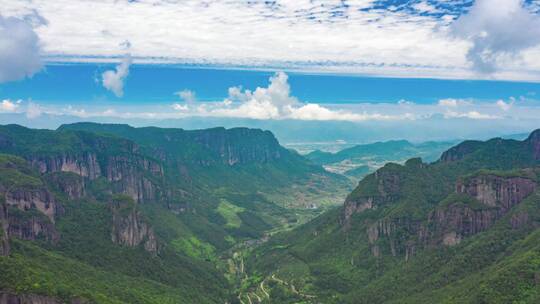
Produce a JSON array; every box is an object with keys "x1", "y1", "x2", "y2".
[
  {"x1": 0, "y1": 203, "x2": 9, "y2": 256},
  {"x1": 45, "y1": 172, "x2": 85, "y2": 200},
  {"x1": 30, "y1": 153, "x2": 101, "y2": 179},
  {"x1": 0, "y1": 125, "x2": 166, "y2": 204},
  {"x1": 0, "y1": 293, "x2": 61, "y2": 304},
  {"x1": 342, "y1": 163, "x2": 403, "y2": 225},
  {"x1": 0, "y1": 155, "x2": 60, "y2": 244},
  {"x1": 189, "y1": 127, "x2": 283, "y2": 165},
  {"x1": 428, "y1": 172, "x2": 537, "y2": 246},
  {"x1": 110, "y1": 195, "x2": 158, "y2": 254},
  {"x1": 58, "y1": 123, "x2": 286, "y2": 166}
]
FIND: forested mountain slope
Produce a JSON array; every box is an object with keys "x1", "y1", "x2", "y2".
[
  {"x1": 245, "y1": 129, "x2": 540, "y2": 303},
  {"x1": 0, "y1": 123, "x2": 348, "y2": 303}
]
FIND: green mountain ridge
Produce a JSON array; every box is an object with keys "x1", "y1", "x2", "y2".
[
  {"x1": 243, "y1": 129, "x2": 540, "y2": 303},
  {"x1": 1, "y1": 124, "x2": 539, "y2": 303},
  {"x1": 0, "y1": 123, "x2": 350, "y2": 303}
]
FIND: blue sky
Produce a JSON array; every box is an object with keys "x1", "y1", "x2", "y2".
[
  {"x1": 2, "y1": 64, "x2": 540, "y2": 105},
  {"x1": 0, "y1": 0, "x2": 540, "y2": 142}
]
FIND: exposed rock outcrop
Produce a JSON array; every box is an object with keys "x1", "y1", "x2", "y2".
[
  {"x1": 0, "y1": 292, "x2": 87, "y2": 304},
  {"x1": 6, "y1": 213, "x2": 59, "y2": 243},
  {"x1": 0, "y1": 204, "x2": 9, "y2": 256},
  {"x1": 31, "y1": 152, "x2": 165, "y2": 204},
  {"x1": 366, "y1": 218, "x2": 421, "y2": 260},
  {"x1": 342, "y1": 166, "x2": 401, "y2": 226},
  {"x1": 111, "y1": 200, "x2": 158, "y2": 255},
  {"x1": 427, "y1": 174, "x2": 536, "y2": 247},
  {"x1": 46, "y1": 173, "x2": 85, "y2": 200},
  {"x1": 363, "y1": 172, "x2": 537, "y2": 259},
  {"x1": 105, "y1": 156, "x2": 164, "y2": 203},
  {"x1": 0, "y1": 293, "x2": 61, "y2": 304},
  {"x1": 456, "y1": 175, "x2": 536, "y2": 211},
  {"x1": 5, "y1": 189, "x2": 59, "y2": 222},
  {"x1": 2, "y1": 188, "x2": 60, "y2": 244},
  {"x1": 30, "y1": 153, "x2": 101, "y2": 180},
  {"x1": 190, "y1": 127, "x2": 283, "y2": 165}
]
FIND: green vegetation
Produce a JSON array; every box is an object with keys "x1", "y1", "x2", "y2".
[
  {"x1": 1, "y1": 123, "x2": 539, "y2": 303},
  {"x1": 171, "y1": 236, "x2": 216, "y2": 261},
  {"x1": 0, "y1": 123, "x2": 350, "y2": 303},
  {"x1": 244, "y1": 129, "x2": 540, "y2": 303},
  {"x1": 217, "y1": 200, "x2": 245, "y2": 229}
]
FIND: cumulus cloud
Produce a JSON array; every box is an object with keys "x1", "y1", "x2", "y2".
[
  {"x1": 496, "y1": 99, "x2": 513, "y2": 111},
  {"x1": 438, "y1": 98, "x2": 472, "y2": 107},
  {"x1": 451, "y1": 0, "x2": 540, "y2": 74},
  {"x1": 0, "y1": 99, "x2": 21, "y2": 112},
  {"x1": 175, "y1": 89, "x2": 196, "y2": 104},
  {"x1": 172, "y1": 72, "x2": 411, "y2": 121},
  {"x1": 101, "y1": 53, "x2": 132, "y2": 97},
  {"x1": 0, "y1": 14, "x2": 43, "y2": 83}
]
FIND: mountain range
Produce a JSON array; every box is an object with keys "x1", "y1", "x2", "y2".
[
  {"x1": 0, "y1": 123, "x2": 349, "y2": 303},
  {"x1": 0, "y1": 123, "x2": 538, "y2": 303},
  {"x1": 244, "y1": 129, "x2": 540, "y2": 303}
]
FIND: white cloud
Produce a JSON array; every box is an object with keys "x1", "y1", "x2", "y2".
[
  {"x1": 0, "y1": 99, "x2": 20, "y2": 112},
  {"x1": 444, "y1": 110, "x2": 500, "y2": 120},
  {"x1": 412, "y1": 1, "x2": 439, "y2": 14},
  {"x1": 438, "y1": 98, "x2": 472, "y2": 107},
  {"x1": 496, "y1": 99, "x2": 513, "y2": 111},
  {"x1": 172, "y1": 71, "x2": 413, "y2": 121},
  {"x1": 175, "y1": 89, "x2": 196, "y2": 104},
  {"x1": 0, "y1": 14, "x2": 43, "y2": 83},
  {"x1": 101, "y1": 53, "x2": 132, "y2": 97},
  {"x1": 26, "y1": 102, "x2": 42, "y2": 118},
  {"x1": 172, "y1": 103, "x2": 188, "y2": 111},
  {"x1": 6, "y1": 0, "x2": 540, "y2": 80},
  {"x1": 451, "y1": 0, "x2": 540, "y2": 74}
]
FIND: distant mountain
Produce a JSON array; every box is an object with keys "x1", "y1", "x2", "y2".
[
  {"x1": 306, "y1": 139, "x2": 457, "y2": 178},
  {"x1": 245, "y1": 130, "x2": 540, "y2": 303},
  {"x1": 0, "y1": 123, "x2": 349, "y2": 303}
]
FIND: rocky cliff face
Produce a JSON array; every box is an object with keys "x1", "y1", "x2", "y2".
[
  {"x1": 30, "y1": 153, "x2": 101, "y2": 180},
  {"x1": 5, "y1": 188, "x2": 59, "y2": 223},
  {"x1": 360, "y1": 172, "x2": 537, "y2": 259},
  {"x1": 6, "y1": 212, "x2": 59, "y2": 243},
  {"x1": 0, "y1": 204, "x2": 9, "y2": 256},
  {"x1": 427, "y1": 174, "x2": 537, "y2": 246},
  {"x1": 342, "y1": 166, "x2": 401, "y2": 226},
  {"x1": 46, "y1": 173, "x2": 85, "y2": 200},
  {"x1": 190, "y1": 128, "x2": 283, "y2": 165},
  {"x1": 111, "y1": 203, "x2": 158, "y2": 255},
  {"x1": 0, "y1": 293, "x2": 61, "y2": 304},
  {"x1": 0, "y1": 293, "x2": 87, "y2": 304},
  {"x1": 456, "y1": 175, "x2": 536, "y2": 211},
  {"x1": 1, "y1": 186, "x2": 60, "y2": 245},
  {"x1": 104, "y1": 156, "x2": 164, "y2": 203},
  {"x1": 31, "y1": 152, "x2": 164, "y2": 204}
]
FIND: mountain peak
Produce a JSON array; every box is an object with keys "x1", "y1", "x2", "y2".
[{"x1": 526, "y1": 129, "x2": 540, "y2": 160}]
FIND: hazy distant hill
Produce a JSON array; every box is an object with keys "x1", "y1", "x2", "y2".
[{"x1": 306, "y1": 139, "x2": 457, "y2": 178}]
